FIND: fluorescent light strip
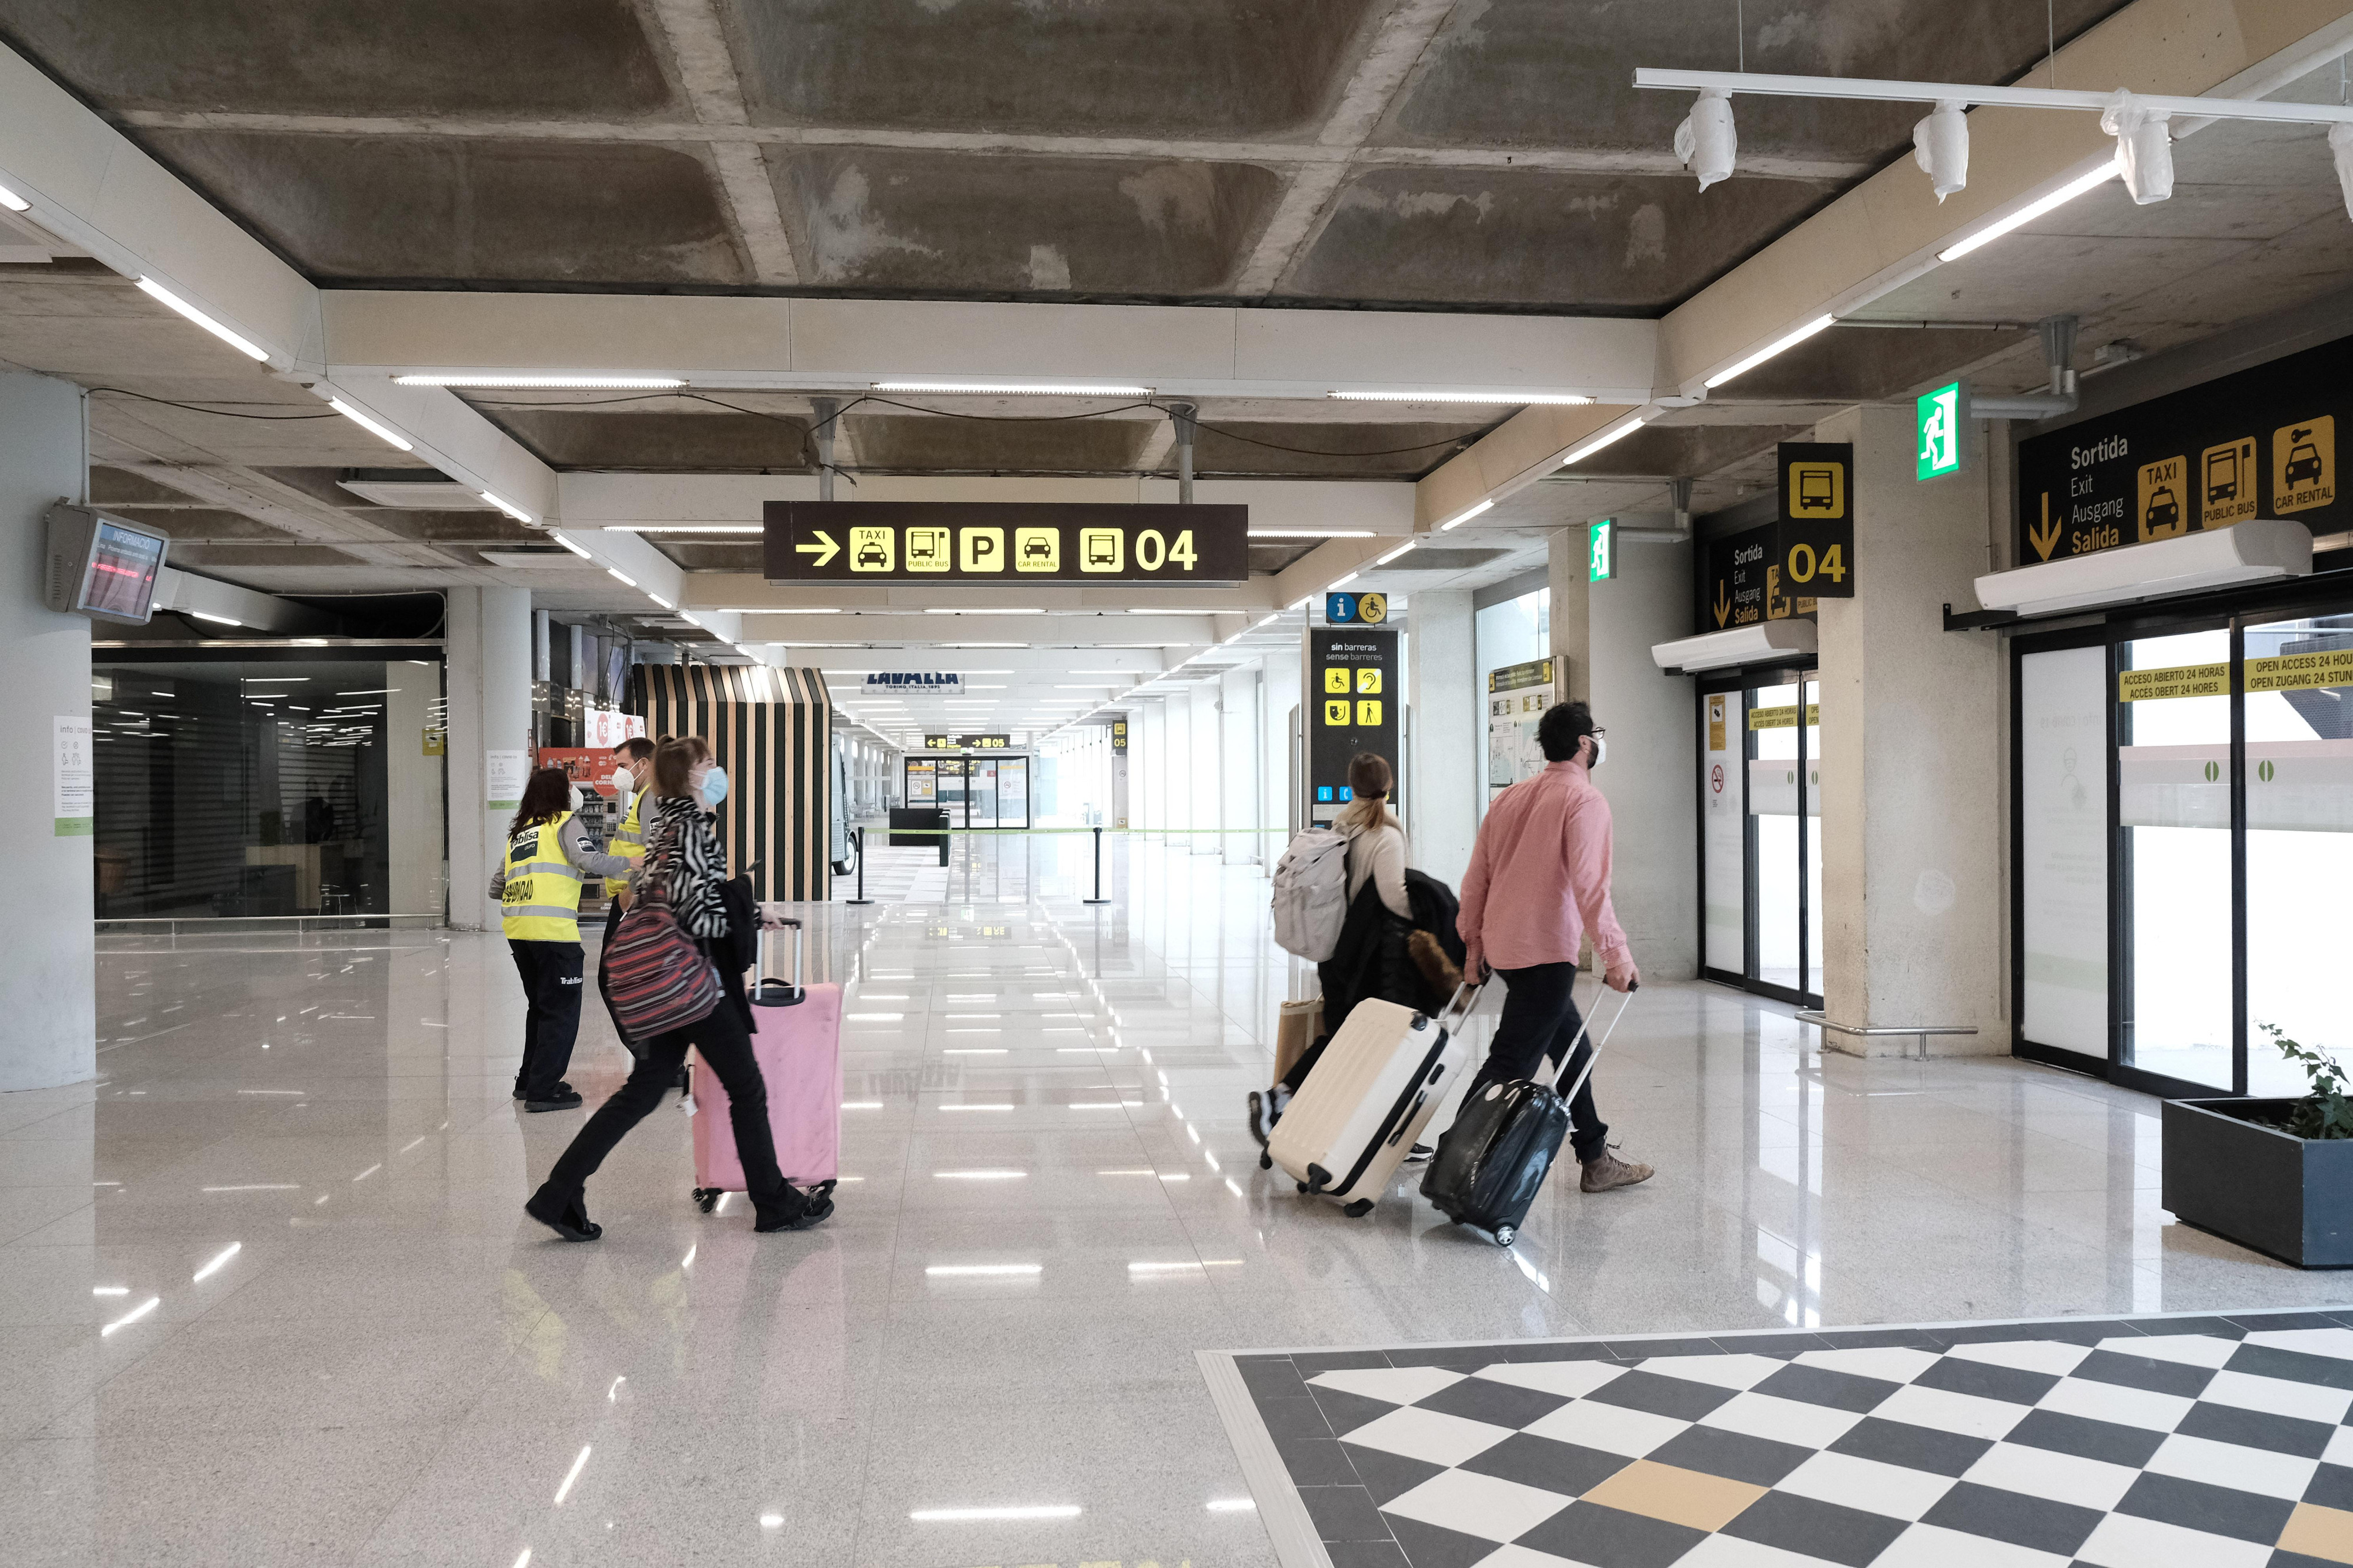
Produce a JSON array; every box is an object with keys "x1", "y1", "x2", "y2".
[
  {"x1": 875, "y1": 381, "x2": 1149, "y2": 397},
  {"x1": 1438, "y1": 499, "x2": 1494, "y2": 532},
  {"x1": 481, "y1": 491, "x2": 535, "y2": 524},
  {"x1": 1329, "y1": 389, "x2": 1594, "y2": 405},
  {"x1": 606, "y1": 568, "x2": 638, "y2": 588},
  {"x1": 611, "y1": 523, "x2": 763, "y2": 533},
  {"x1": 135, "y1": 277, "x2": 268, "y2": 361},
  {"x1": 394, "y1": 373, "x2": 684, "y2": 389},
  {"x1": 187, "y1": 610, "x2": 242, "y2": 626},
  {"x1": 1558, "y1": 419, "x2": 1648, "y2": 468},
  {"x1": 1329, "y1": 572, "x2": 1360, "y2": 590},
  {"x1": 1939, "y1": 158, "x2": 2124, "y2": 262},
  {"x1": 0, "y1": 184, "x2": 26, "y2": 211},
  {"x1": 1376, "y1": 541, "x2": 1418, "y2": 565},
  {"x1": 1248, "y1": 529, "x2": 1375, "y2": 538},
  {"x1": 925, "y1": 606, "x2": 1046, "y2": 615},
  {"x1": 326, "y1": 398, "x2": 414, "y2": 452},
  {"x1": 1705, "y1": 313, "x2": 1838, "y2": 389},
  {"x1": 726, "y1": 606, "x2": 840, "y2": 614}
]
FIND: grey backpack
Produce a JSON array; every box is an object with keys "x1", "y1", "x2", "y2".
[{"x1": 1271, "y1": 828, "x2": 1352, "y2": 961}]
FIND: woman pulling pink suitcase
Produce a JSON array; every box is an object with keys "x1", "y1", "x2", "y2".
[{"x1": 525, "y1": 736, "x2": 835, "y2": 1241}]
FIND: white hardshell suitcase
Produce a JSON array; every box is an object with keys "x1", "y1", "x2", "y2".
[{"x1": 1269, "y1": 985, "x2": 1481, "y2": 1216}]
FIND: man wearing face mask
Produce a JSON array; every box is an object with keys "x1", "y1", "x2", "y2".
[
  {"x1": 595, "y1": 738, "x2": 656, "y2": 1057},
  {"x1": 1456, "y1": 699, "x2": 1654, "y2": 1193},
  {"x1": 491, "y1": 766, "x2": 635, "y2": 1111}
]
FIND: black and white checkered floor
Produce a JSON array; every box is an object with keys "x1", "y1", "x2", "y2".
[{"x1": 1202, "y1": 1309, "x2": 2353, "y2": 1568}]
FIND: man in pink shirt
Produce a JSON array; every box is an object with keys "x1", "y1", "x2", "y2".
[{"x1": 1458, "y1": 700, "x2": 1654, "y2": 1193}]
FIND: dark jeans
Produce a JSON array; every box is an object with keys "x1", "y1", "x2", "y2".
[
  {"x1": 540, "y1": 995, "x2": 791, "y2": 1214},
  {"x1": 594, "y1": 900, "x2": 638, "y2": 1057},
  {"x1": 1466, "y1": 961, "x2": 1611, "y2": 1163},
  {"x1": 508, "y1": 939, "x2": 583, "y2": 1100}
]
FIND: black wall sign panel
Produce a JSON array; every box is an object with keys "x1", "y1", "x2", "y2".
[{"x1": 764, "y1": 502, "x2": 1250, "y2": 584}]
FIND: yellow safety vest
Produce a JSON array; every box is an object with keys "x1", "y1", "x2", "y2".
[
  {"x1": 605, "y1": 788, "x2": 644, "y2": 897},
  {"x1": 501, "y1": 809, "x2": 585, "y2": 943}
]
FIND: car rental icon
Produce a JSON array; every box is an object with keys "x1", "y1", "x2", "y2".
[
  {"x1": 1023, "y1": 535, "x2": 1052, "y2": 560},
  {"x1": 2287, "y1": 431, "x2": 2325, "y2": 487}
]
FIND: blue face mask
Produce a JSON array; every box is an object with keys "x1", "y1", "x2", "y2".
[{"x1": 701, "y1": 764, "x2": 729, "y2": 805}]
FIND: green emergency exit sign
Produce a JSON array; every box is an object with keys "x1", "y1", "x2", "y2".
[
  {"x1": 1917, "y1": 382, "x2": 1964, "y2": 479},
  {"x1": 1588, "y1": 518, "x2": 1617, "y2": 582}
]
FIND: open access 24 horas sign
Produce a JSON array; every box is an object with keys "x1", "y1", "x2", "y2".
[{"x1": 764, "y1": 502, "x2": 1249, "y2": 585}]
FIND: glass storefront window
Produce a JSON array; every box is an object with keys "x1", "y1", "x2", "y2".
[
  {"x1": 2117, "y1": 628, "x2": 2234, "y2": 1089},
  {"x1": 1751, "y1": 682, "x2": 1806, "y2": 994},
  {"x1": 91, "y1": 659, "x2": 446, "y2": 919},
  {"x1": 2244, "y1": 613, "x2": 2353, "y2": 1095},
  {"x1": 2018, "y1": 645, "x2": 2109, "y2": 1061},
  {"x1": 1701, "y1": 689, "x2": 1744, "y2": 974}
]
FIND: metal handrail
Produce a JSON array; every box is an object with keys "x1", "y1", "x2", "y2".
[{"x1": 1795, "y1": 1010, "x2": 1978, "y2": 1061}]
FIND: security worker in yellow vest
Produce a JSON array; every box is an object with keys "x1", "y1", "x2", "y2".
[
  {"x1": 489, "y1": 767, "x2": 633, "y2": 1112},
  {"x1": 594, "y1": 736, "x2": 656, "y2": 1055}
]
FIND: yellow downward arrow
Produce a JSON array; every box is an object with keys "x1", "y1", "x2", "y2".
[
  {"x1": 1714, "y1": 582, "x2": 1731, "y2": 627},
  {"x1": 795, "y1": 529, "x2": 841, "y2": 568}
]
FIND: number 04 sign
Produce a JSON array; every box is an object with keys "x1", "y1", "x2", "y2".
[{"x1": 1775, "y1": 442, "x2": 1854, "y2": 600}]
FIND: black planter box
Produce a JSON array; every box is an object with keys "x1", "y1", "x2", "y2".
[{"x1": 2162, "y1": 1097, "x2": 2353, "y2": 1269}]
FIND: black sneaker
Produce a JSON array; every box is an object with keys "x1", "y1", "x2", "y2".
[
  {"x1": 1402, "y1": 1143, "x2": 1435, "y2": 1166},
  {"x1": 514, "y1": 1080, "x2": 573, "y2": 1101},
  {"x1": 524, "y1": 1089, "x2": 584, "y2": 1112},
  {"x1": 1247, "y1": 1090, "x2": 1273, "y2": 1150},
  {"x1": 755, "y1": 1180, "x2": 836, "y2": 1232},
  {"x1": 524, "y1": 1187, "x2": 602, "y2": 1242}
]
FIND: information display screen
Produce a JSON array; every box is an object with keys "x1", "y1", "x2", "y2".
[
  {"x1": 79, "y1": 520, "x2": 167, "y2": 622},
  {"x1": 1306, "y1": 626, "x2": 1401, "y2": 825}
]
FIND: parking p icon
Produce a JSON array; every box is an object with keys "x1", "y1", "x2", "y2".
[{"x1": 959, "y1": 527, "x2": 1005, "y2": 572}]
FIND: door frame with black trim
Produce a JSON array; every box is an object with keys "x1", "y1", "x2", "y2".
[{"x1": 1694, "y1": 659, "x2": 1823, "y2": 1010}]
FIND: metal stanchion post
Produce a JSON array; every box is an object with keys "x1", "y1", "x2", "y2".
[
  {"x1": 846, "y1": 825, "x2": 874, "y2": 906},
  {"x1": 1084, "y1": 825, "x2": 1110, "y2": 905}
]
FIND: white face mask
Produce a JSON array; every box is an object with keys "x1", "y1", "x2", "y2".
[
  {"x1": 568, "y1": 783, "x2": 586, "y2": 812},
  {"x1": 1586, "y1": 735, "x2": 1608, "y2": 769},
  {"x1": 608, "y1": 766, "x2": 634, "y2": 797}
]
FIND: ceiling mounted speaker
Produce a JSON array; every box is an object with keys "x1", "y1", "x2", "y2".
[
  {"x1": 1675, "y1": 89, "x2": 1738, "y2": 191},
  {"x1": 2101, "y1": 91, "x2": 2174, "y2": 205},
  {"x1": 1912, "y1": 101, "x2": 1969, "y2": 201}
]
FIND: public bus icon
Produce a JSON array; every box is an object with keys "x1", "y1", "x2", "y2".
[
  {"x1": 1084, "y1": 531, "x2": 1118, "y2": 567},
  {"x1": 2207, "y1": 447, "x2": 2240, "y2": 504},
  {"x1": 1795, "y1": 466, "x2": 1837, "y2": 510}
]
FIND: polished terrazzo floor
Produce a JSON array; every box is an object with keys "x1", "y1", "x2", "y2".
[{"x1": 2, "y1": 834, "x2": 2348, "y2": 1567}]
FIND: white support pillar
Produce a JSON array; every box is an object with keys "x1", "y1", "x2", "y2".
[
  {"x1": 1188, "y1": 685, "x2": 1221, "y2": 855},
  {"x1": 1261, "y1": 642, "x2": 1302, "y2": 865},
  {"x1": 1548, "y1": 529, "x2": 1592, "y2": 705},
  {"x1": 1588, "y1": 538, "x2": 1699, "y2": 979},
  {"x1": 1406, "y1": 589, "x2": 1479, "y2": 886},
  {"x1": 444, "y1": 587, "x2": 534, "y2": 932},
  {"x1": 1220, "y1": 665, "x2": 1261, "y2": 866},
  {"x1": 0, "y1": 372, "x2": 94, "y2": 1093},
  {"x1": 1816, "y1": 403, "x2": 2005, "y2": 1053}
]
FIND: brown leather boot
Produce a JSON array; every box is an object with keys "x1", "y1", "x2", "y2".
[{"x1": 1579, "y1": 1152, "x2": 1655, "y2": 1193}]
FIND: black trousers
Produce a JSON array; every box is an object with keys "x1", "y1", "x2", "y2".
[
  {"x1": 1466, "y1": 961, "x2": 1611, "y2": 1163},
  {"x1": 594, "y1": 900, "x2": 638, "y2": 1056},
  {"x1": 540, "y1": 996, "x2": 791, "y2": 1213},
  {"x1": 508, "y1": 939, "x2": 583, "y2": 1100}
]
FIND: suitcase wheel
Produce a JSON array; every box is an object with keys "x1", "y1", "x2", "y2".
[
  {"x1": 1344, "y1": 1199, "x2": 1375, "y2": 1219},
  {"x1": 1295, "y1": 1181, "x2": 1309, "y2": 1195},
  {"x1": 1259, "y1": 1152, "x2": 1272, "y2": 1170},
  {"x1": 692, "y1": 1187, "x2": 721, "y2": 1215},
  {"x1": 1492, "y1": 1225, "x2": 1515, "y2": 1247}
]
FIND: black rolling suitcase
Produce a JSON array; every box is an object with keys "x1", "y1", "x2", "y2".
[{"x1": 1421, "y1": 981, "x2": 1635, "y2": 1247}]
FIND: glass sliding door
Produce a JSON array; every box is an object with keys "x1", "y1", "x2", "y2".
[
  {"x1": 1701, "y1": 689, "x2": 1745, "y2": 977},
  {"x1": 2116, "y1": 627, "x2": 2235, "y2": 1090},
  {"x1": 2017, "y1": 643, "x2": 2110, "y2": 1063},
  {"x1": 1750, "y1": 681, "x2": 1807, "y2": 996},
  {"x1": 1698, "y1": 672, "x2": 1820, "y2": 1007},
  {"x1": 2242, "y1": 613, "x2": 2353, "y2": 1096}
]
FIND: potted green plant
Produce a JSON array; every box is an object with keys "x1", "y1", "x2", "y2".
[{"x1": 2161, "y1": 1026, "x2": 2353, "y2": 1268}]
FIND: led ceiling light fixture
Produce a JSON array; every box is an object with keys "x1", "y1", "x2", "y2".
[
  {"x1": 1558, "y1": 419, "x2": 1647, "y2": 467},
  {"x1": 1638, "y1": 66, "x2": 2353, "y2": 217},
  {"x1": 872, "y1": 381, "x2": 1151, "y2": 397},
  {"x1": 1375, "y1": 541, "x2": 1418, "y2": 565},
  {"x1": 1706, "y1": 313, "x2": 1835, "y2": 388},
  {"x1": 0, "y1": 184, "x2": 30, "y2": 211},
  {"x1": 1328, "y1": 389, "x2": 1595, "y2": 405},
  {"x1": 1938, "y1": 159, "x2": 2121, "y2": 261},
  {"x1": 481, "y1": 491, "x2": 535, "y2": 525},
  {"x1": 550, "y1": 532, "x2": 591, "y2": 558},
  {"x1": 325, "y1": 398, "x2": 414, "y2": 452},
  {"x1": 135, "y1": 277, "x2": 268, "y2": 361},
  {"x1": 394, "y1": 373, "x2": 684, "y2": 389},
  {"x1": 1438, "y1": 499, "x2": 1494, "y2": 532}
]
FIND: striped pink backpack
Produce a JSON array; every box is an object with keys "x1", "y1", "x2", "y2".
[{"x1": 603, "y1": 826, "x2": 721, "y2": 1040}]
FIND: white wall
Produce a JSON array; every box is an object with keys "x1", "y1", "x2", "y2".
[
  {"x1": 443, "y1": 587, "x2": 532, "y2": 932},
  {"x1": 384, "y1": 666, "x2": 446, "y2": 917},
  {"x1": 1220, "y1": 664, "x2": 1261, "y2": 866},
  {"x1": 1408, "y1": 589, "x2": 1479, "y2": 887},
  {"x1": 0, "y1": 372, "x2": 94, "y2": 1092},
  {"x1": 1261, "y1": 643, "x2": 1302, "y2": 862},
  {"x1": 1188, "y1": 685, "x2": 1221, "y2": 854}
]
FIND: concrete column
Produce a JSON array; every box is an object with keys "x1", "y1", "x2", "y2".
[
  {"x1": 1261, "y1": 642, "x2": 1302, "y2": 856},
  {"x1": 444, "y1": 587, "x2": 533, "y2": 932},
  {"x1": 1219, "y1": 665, "x2": 1259, "y2": 866},
  {"x1": 385, "y1": 668, "x2": 445, "y2": 918},
  {"x1": 1816, "y1": 403, "x2": 2005, "y2": 1053},
  {"x1": 0, "y1": 372, "x2": 94, "y2": 1093},
  {"x1": 1407, "y1": 589, "x2": 1479, "y2": 886},
  {"x1": 1588, "y1": 538, "x2": 1698, "y2": 979},
  {"x1": 1188, "y1": 685, "x2": 1221, "y2": 853},
  {"x1": 1138, "y1": 699, "x2": 1165, "y2": 836},
  {"x1": 1547, "y1": 528, "x2": 1592, "y2": 704}
]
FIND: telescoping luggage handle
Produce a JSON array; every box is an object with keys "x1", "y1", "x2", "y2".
[
  {"x1": 1539, "y1": 979, "x2": 1638, "y2": 1104},
  {"x1": 752, "y1": 916, "x2": 805, "y2": 1008}
]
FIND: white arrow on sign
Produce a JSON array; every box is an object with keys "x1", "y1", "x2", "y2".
[{"x1": 795, "y1": 530, "x2": 841, "y2": 568}]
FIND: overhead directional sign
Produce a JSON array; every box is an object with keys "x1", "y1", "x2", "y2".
[
  {"x1": 921, "y1": 733, "x2": 1011, "y2": 750},
  {"x1": 1776, "y1": 442, "x2": 1853, "y2": 599},
  {"x1": 764, "y1": 502, "x2": 1249, "y2": 584}
]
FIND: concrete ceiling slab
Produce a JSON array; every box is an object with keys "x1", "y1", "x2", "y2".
[
  {"x1": 1287, "y1": 166, "x2": 1838, "y2": 311},
  {"x1": 1557, "y1": 421, "x2": 1813, "y2": 480},
  {"x1": 721, "y1": 0, "x2": 1378, "y2": 137},
  {"x1": 1183, "y1": 419, "x2": 1486, "y2": 477},
  {"x1": 99, "y1": 506, "x2": 299, "y2": 540},
  {"x1": 142, "y1": 130, "x2": 751, "y2": 283},
  {"x1": 0, "y1": 0, "x2": 679, "y2": 117},
  {"x1": 844, "y1": 411, "x2": 1154, "y2": 473},
  {"x1": 1708, "y1": 324, "x2": 2032, "y2": 403},
  {"x1": 772, "y1": 148, "x2": 1279, "y2": 293},
  {"x1": 488, "y1": 408, "x2": 814, "y2": 471}
]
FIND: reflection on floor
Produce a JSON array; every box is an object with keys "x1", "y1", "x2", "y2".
[
  {"x1": 1209, "y1": 1311, "x2": 2353, "y2": 1568},
  {"x1": 2, "y1": 836, "x2": 2347, "y2": 1567}
]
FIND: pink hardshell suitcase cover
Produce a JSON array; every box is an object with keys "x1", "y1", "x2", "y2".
[{"x1": 689, "y1": 982, "x2": 842, "y2": 1189}]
